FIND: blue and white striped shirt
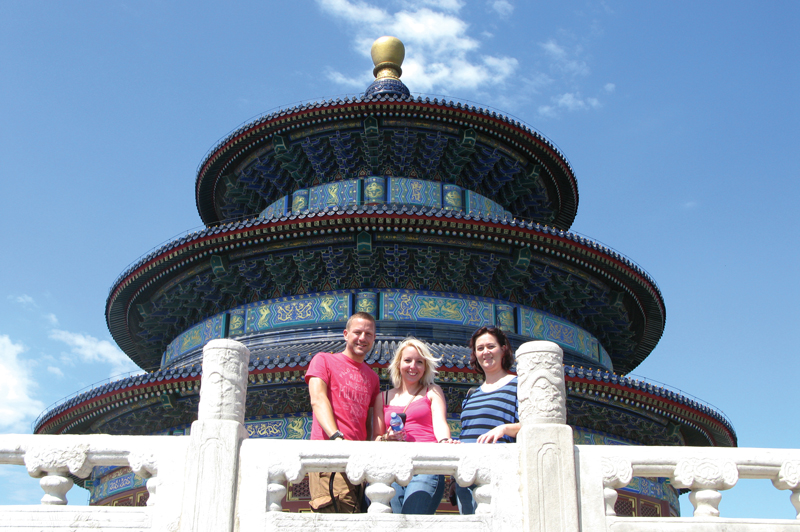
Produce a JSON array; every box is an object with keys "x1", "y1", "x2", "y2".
[{"x1": 459, "y1": 377, "x2": 519, "y2": 443}]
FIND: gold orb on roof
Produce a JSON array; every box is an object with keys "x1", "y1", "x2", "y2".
[{"x1": 371, "y1": 36, "x2": 405, "y2": 79}]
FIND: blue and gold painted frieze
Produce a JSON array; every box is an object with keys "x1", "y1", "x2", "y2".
[
  {"x1": 164, "y1": 314, "x2": 227, "y2": 365},
  {"x1": 599, "y1": 345, "x2": 612, "y2": 369},
  {"x1": 160, "y1": 289, "x2": 609, "y2": 370},
  {"x1": 379, "y1": 290, "x2": 492, "y2": 326},
  {"x1": 244, "y1": 293, "x2": 351, "y2": 333},
  {"x1": 442, "y1": 184, "x2": 463, "y2": 210},
  {"x1": 89, "y1": 466, "x2": 146, "y2": 504},
  {"x1": 354, "y1": 291, "x2": 378, "y2": 316},
  {"x1": 253, "y1": 176, "x2": 511, "y2": 223},
  {"x1": 519, "y1": 307, "x2": 600, "y2": 364},
  {"x1": 291, "y1": 189, "x2": 309, "y2": 213},
  {"x1": 464, "y1": 190, "x2": 511, "y2": 220},
  {"x1": 363, "y1": 176, "x2": 386, "y2": 204},
  {"x1": 495, "y1": 304, "x2": 515, "y2": 331},
  {"x1": 387, "y1": 177, "x2": 442, "y2": 208},
  {"x1": 246, "y1": 415, "x2": 312, "y2": 439},
  {"x1": 259, "y1": 196, "x2": 289, "y2": 220},
  {"x1": 308, "y1": 180, "x2": 360, "y2": 210},
  {"x1": 228, "y1": 307, "x2": 246, "y2": 337}
]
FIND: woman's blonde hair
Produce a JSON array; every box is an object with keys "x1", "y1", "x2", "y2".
[{"x1": 389, "y1": 337, "x2": 441, "y2": 388}]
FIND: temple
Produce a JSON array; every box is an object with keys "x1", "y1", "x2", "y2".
[{"x1": 31, "y1": 36, "x2": 737, "y2": 517}]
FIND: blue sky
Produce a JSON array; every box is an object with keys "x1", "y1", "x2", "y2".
[{"x1": 1, "y1": 0, "x2": 798, "y2": 517}]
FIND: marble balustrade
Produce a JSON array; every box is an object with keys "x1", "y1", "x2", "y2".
[{"x1": 0, "y1": 338, "x2": 797, "y2": 532}]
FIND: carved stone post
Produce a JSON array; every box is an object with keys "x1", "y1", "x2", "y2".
[
  {"x1": 516, "y1": 341, "x2": 579, "y2": 532},
  {"x1": 179, "y1": 339, "x2": 250, "y2": 532}
]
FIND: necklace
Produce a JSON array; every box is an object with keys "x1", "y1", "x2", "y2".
[{"x1": 402, "y1": 382, "x2": 424, "y2": 409}]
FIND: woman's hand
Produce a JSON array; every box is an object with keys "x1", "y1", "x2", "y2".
[
  {"x1": 476, "y1": 422, "x2": 520, "y2": 443},
  {"x1": 476, "y1": 425, "x2": 508, "y2": 444},
  {"x1": 382, "y1": 429, "x2": 406, "y2": 442}
]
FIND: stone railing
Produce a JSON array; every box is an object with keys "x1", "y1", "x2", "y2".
[{"x1": 0, "y1": 339, "x2": 798, "y2": 531}]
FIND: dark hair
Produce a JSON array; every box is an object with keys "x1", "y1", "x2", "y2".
[
  {"x1": 346, "y1": 312, "x2": 375, "y2": 330},
  {"x1": 468, "y1": 326, "x2": 514, "y2": 376}
]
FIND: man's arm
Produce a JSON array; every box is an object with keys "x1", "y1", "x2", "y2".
[{"x1": 308, "y1": 376, "x2": 340, "y2": 438}]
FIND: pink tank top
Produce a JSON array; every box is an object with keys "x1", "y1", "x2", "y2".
[{"x1": 384, "y1": 390, "x2": 436, "y2": 443}]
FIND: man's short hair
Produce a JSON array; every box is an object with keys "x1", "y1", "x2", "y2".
[{"x1": 345, "y1": 312, "x2": 375, "y2": 330}]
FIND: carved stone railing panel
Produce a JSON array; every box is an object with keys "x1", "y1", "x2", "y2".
[
  {"x1": 576, "y1": 444, "x2": 800, "y2": 529},
  {"x1": 238, "y1": 439, "x2": 506, "y2": 519}
]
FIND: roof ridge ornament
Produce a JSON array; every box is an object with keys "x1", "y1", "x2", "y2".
[
  {"x1": 365, "y1": 36, "x2": 411, "y2": 98},
  {"x1": 371, "y1": 36, "x2": 405, "y2": 80}
]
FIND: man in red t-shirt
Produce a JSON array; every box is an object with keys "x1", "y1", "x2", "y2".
[{"x1": 305, "y1": 312, "x2": 380, "y2": 512}]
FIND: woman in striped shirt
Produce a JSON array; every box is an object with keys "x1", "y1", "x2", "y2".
[{"x1": 456, "y1": 326, "x2": 520, "y2": 513}]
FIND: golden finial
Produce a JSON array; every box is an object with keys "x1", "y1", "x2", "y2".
[{"x1": 371, "y1": 36, "x2": 405, "y2": 80}]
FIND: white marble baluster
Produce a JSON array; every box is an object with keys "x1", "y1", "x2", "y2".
[
  {"x1": 772, "y1": 460, "x2": 800, "y2": 519},
  {"x1": 39, "y1": 470, "x2": 73, "y2": 505},
  {"x1": 601, "y1": 456, "x2": 633, "y2": 516},
  {"x1": 129, "y1": 450, "x2": 158, "y2": 507},
  {"x1": 266, "y1": 473, "x2": 287, "y2": 512},
  {"x1": 24, "y1": 442, "x2": 92, "y2": 506},
  {"x1": 472, "y1": 482, "x2": 493, "y2": 514},
  {"x1": 672, "y1": 458, "x2": 738, "y2": 517},
  {"x1": 364, "y1": 482, "x2": 396, "y2": 513},
  {"x1": 347, "y1": 449, "x2": 412, "y2": 514}
]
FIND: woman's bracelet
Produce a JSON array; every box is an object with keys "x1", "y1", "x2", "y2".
[{"x1": 438, "y1": 438, "x2": 450, "y2": 443}]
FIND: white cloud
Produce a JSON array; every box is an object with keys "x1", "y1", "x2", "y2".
[
  {"x1": 537, "y1": 92, "x2": 602, "y2": 117},
  {"x1": 537, "y1": 105, "x2": 557, "y2": 118},
  {"x1": 44, "y1": 313, "x2": 59, "y2": 326},
  {"x1": 9, "y1": 294, "x2": 36, "y2": 308},
  {"x1": 0, "y1": 335, "x2": 44, "y2": 433},
  {"x1": 411, "y1": 0, "x2": 464, "y2": 11},
  {"x1": 47, "y1": 366, "x2": 64, "y2": 377},
  {"x1": 316, "y1": 0, "x2": 517, "y2": 94},
  {"x1": 490, "y1": 0, "x2": 513, "y2": 17},
  {"x1": 604, "y1": 82, "x2": 616, "y2": 93},
  {"x1": 540, "y1": 39, "x2": 590, "y2": 77},
  {"x1": 682, "y1": 200, "x2": 699, "y2": 209},
  {"x1": 555, "y1": 92, "x2": 588, "y2": 111},
  {"x1": 49, "y1": 329, "x2": 140, "y2": 378}
]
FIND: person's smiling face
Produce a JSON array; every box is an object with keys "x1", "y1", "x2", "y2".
[
  {"x1": 399, "y1": 346, "x2": 426, "y2": 386},
  {"x1": 474, "y1": 332, "x2": 504, "y2": 377},
  {"x1": 343, "y1": 318, "x2": 375, "y2": 360}
]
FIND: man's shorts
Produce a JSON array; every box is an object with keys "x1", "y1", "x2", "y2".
[{"x1": 308, "y1": 471, "x2": 364, "y2": 513}]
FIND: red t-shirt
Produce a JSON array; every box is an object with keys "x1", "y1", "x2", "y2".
[{"x1": 305, "y1": 352, "x2": 380, "y2": 441}]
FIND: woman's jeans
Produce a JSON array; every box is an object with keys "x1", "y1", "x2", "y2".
[
  {"x1": 390, "y1": 474, "x2": 445, "y2": 514},
  {"x1": 455, "y1": 483, "x2": 477, "y2": 515}
]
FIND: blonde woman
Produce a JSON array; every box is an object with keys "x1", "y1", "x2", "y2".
[{"x1": 372, "y1": 337, "x2": 454, "y2": 514}]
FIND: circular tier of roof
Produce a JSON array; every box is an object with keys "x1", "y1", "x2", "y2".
[
  {"x1": 195, "y1": 94, "x2": 579, "y2": 230},
  {"x1": 33, "y1": 347, "x2": 735, "y2": 448},
  {"x1": 106, "y1": 205, "x2": 664, "y2": 373}
]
